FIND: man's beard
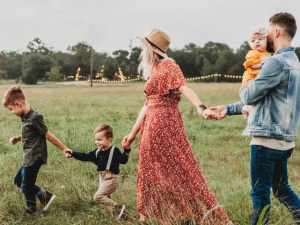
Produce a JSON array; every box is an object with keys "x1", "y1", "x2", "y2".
[{"x1": 266, "y1": 39, "x2": 274, "y2": 53}]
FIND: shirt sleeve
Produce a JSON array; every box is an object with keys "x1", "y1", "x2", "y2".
[
  {"x1": 115, "y1": 147, "x2": 130, "y2": 164},
  {"x1": 226, "y1": 101, "x2": 244, "y2": 115},
  {"x1": 71, "y1": 150, "x2": 97, "y2": 163},
  {"x1": 34, "y1": 115, "x2": 48, "y2": 135},
  {"x1": 243, "y1": 50, "x2": 261, "y2": 69}
]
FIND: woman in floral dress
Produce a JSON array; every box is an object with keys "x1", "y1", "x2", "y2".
[{"x1": 123, "y1": 29, "x2": 231, "y2": 224}]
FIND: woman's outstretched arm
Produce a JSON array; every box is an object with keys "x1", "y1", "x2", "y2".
[
  {"x1": 123, "y1": 105, "x2": 147, "y2": 147},
  {"x1": 179, "y1": 85, "x2": 220, "y2": 120}
]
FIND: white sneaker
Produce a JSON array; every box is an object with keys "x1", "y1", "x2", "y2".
[
  {"x1": 38, "y1": 191, "x2": 56, "y2": 212},
  {"x1": 116, "y1": 205, "x2": 125, "y2": 220}
]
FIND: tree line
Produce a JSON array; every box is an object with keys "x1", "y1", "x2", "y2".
[{"x1": 0, "y1": 38, "x2": 300, "y2": 84}]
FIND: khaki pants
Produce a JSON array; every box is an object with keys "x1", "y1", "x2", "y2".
[{"x1": 94, "y1": 172, "x2": 119, "y2": 216}]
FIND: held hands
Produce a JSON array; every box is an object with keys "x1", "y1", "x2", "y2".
[
  {"x1": 63, "y1": 148, "x2": 73, "y2": 158},
  {"x1": 207, "y1": 105, "x2": 228, "y2": 120},
  {"x1": 122, "y1": 133, "x2": 136, "y2": 149},
  {"x1": 201, "y1": 109, "x2": 221, "y2": 120},
  {"x1": 121, "y1": 138, "x2": 130, "y2": 149}
]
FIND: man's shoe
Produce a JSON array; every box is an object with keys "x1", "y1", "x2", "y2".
[
  {"x1": 115, "y1": 204, "x2": 125, "y2": 220},
  {"x1": 38, "y1": 191, "x2": 56, "y2": 211}
]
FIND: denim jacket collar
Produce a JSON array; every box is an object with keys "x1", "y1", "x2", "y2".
[{"x1": 275, "y1": 46, "x2": 294, "y2": 54}]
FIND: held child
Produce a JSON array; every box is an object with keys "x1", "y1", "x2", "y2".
[
  {"x1": 66, "y1": 124, "x2": 131, "y2": 220},
  {"x1": 241, "y1": 27, "x2": 270, "y2": 120},
  {"x1": 3, "y1": 86, "x2": 71, "y2": 215}
]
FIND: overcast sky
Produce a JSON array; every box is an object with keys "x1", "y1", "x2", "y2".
[{"x1": 1, "y1": 0, "x2": 300, "y2": 55}]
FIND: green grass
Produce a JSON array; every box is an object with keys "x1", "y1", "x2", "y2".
[{"x1": 0, "y1": 82, "x2": 299, "y2": 225}]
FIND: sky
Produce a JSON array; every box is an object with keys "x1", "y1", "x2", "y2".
[{"x1": 1, "y1": 0, "x2": 300, "y2": 55}]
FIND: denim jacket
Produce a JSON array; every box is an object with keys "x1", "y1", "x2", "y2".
[{"x1": 227, "y1": 47, "x2": 300, "y2": 141}]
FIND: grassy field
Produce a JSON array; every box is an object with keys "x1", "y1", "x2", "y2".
[{"x1": 0, "y1": 82, "x2": 299, "y2": 225}]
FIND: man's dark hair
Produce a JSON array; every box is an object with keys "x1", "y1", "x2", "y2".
[{"x1": 269, "y1": 12, "x2": 297, "y2": 39}]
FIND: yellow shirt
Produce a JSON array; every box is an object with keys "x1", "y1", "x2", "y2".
[{"x1": 242, "y1": 50, "x2": 269, "y2": 88}]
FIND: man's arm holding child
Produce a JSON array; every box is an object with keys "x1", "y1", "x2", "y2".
[{"x1": 45, "y1": 131, "x2": 72, "y2": 157}]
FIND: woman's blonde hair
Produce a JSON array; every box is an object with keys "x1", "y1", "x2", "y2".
[{"x1": 138, "y1": 43, "x2": 163, "y2": 80}]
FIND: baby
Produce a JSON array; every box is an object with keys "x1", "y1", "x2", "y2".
[{"x1": 241, "y1": 27, "x2": 270, "y2": 120}]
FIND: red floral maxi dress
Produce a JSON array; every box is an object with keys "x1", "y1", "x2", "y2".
[{"x1": 137, "y1": 59, "x2": 230, "y2": 224}]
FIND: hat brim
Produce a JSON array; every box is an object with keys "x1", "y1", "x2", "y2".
[{"x1": 137, "y1": 37, "x2": 168, "y2": 58}]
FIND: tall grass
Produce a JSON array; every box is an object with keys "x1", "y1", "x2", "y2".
[{"x1": 0, "y1": 82, "x2": 299, "y2": 225}]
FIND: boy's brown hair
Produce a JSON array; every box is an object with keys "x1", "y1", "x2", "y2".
[
  {"x1": 3, "y1": 86, "x2": 26, "y2": 107},
  {"x1": 93, "y1": 124, "x2": 113, "y2": 139},
  {"x1": 269, "y1": 12, "x2": 297, "y2": 39}
]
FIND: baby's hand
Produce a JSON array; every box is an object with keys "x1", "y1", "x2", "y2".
[
  {"x1": 246, "y1": 79, "x2": 253, "y2": 87},
  {"x1": 241, "y1": 110, "x2": 249, "y2": 121},
  {"x1": 261, "y1": 56, "x2": 269, "y2": 63}
]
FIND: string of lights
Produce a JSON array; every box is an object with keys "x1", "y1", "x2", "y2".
[{"x1": 65, "y1": 73, "x2": 242, "y2": 83}]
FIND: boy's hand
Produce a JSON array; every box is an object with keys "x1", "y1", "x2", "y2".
[
  {"x1": 122, "y1": 138, "x2": 130, "y2": 149},
  {"x1": 122, "y1": 133, "x2": 136, "y2": 149},
  {"x1": 63, "y1": 149, "x2": 73, "y2": 158},
  {"x1": 9, "y1": 137, "x2": 19, "y2": 145}
]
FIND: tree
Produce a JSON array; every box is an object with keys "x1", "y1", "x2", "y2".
[
  {"x1": 67, "y1": 42, "x2": 91, "y2": 77},
  {"x1": 201, "y1": 42, "x2": 232, "y2": 76},
  {"x1": 168, "y1": 43, "x2": 203, "y2": 77},
  {"x1": 46, "y1": 66, "x2": 63, "y2": 81},
  {"x1": 51, "y1": 51, "x2": 77, "y2": 77},
  {"x1": 227, "y1": 41, "x2": 251, "y2": 76},
  {"x1": 0, "y1": 52, "x2": 8, "y2": 79},
  {"x1": 6, "y1": 51, "x2": 23, "y2": 80},
  {"x1": 112, "y1": 50, "x2": 130, "y2": 75},
  {"x1": 27, "y1": 38, "x2": 53, "y2": 55},
  {"x1": 130, "y1": 47, "x2": 141, "y2": 76},
  {"x1": 22, "y1": 53, "x2": 53, "y2": 84}
]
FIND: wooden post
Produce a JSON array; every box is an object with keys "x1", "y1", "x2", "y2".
[{"x1": 90, "y1": 47, "x2": 93, "y2": 87}]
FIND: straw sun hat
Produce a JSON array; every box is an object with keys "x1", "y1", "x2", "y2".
[{"x1": 138, "y1": 29, "x2": 170, "y2": 58}]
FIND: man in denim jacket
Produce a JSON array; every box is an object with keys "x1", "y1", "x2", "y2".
[{"x1": 211, "y1": 13, "x2": 300, "y2": 224}]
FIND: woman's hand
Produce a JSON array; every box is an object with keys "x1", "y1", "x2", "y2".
[
  {"x1": 202, "y1": 109, "x2": 221, "y2": 120},
  {"x1": 209, "y1": 105, "x2": 227, "y2": 120},
  {"x1": 122, "y1": 133, "x2": 136, "y2": 148}
]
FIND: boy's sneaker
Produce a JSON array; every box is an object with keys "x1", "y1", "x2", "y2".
[
  {"x1": 115, "y1": 204, "x2": 125, "y2": 220},
  {"x1": 38, "y1": 191, "x2": 56, "y2": 211},
  {"x1": 25, "y1": 207, "x2": 38, "y2": 216}
]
